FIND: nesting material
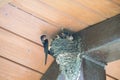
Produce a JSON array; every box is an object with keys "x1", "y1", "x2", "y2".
[{"x1": 50, "y1": 29, "x2": 83, "y2": 80}]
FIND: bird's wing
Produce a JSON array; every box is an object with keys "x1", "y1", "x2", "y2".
[{"x1": 44, "y1": 39, "x2": 49, "y2": 65}]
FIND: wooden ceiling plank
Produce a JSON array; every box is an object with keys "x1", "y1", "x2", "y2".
[
  {"x1": 75, "y1": 0, "x2": 120, "y2": 18},
  {"x1": 0, "y1": 57, "x2": 42, "y2": 80},
  {"x1": 0, "y1": 4, "x2": 59, "y2": 45},
  {"x1": 0, "y1": 0, "x2": 11, "y2": 8},
  {"x1": 10, "y1": 0, "x2": 87, "y2": 31},
  {"x1": 0, "y1": 28, "x2": 54, "y2": 73},
  {"x1": 111, "y1": 0, "x2": 120, "y2": 6},
  {"x1": 106, "y1": 60, "x2": 120, "y2": 80},
  {"x1": 106, "y1": 76, "x2": 115, "y2": 80},
  {"x1": 39, "y1": 0, "x2": 105, "y2": 25}
]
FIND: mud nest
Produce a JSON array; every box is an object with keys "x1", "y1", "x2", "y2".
[{"x1": 50, "y1": 29, "x2": 83, "y2": 80}]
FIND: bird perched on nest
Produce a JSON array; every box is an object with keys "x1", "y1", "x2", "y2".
[
  {"x1": 40, "y1": 35, "x2": 50, "y2": 65},
  {"x1": 40, "y1": 29, "x2": 74, "y2": 65}
]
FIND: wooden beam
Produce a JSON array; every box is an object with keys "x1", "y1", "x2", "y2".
[
  {"x1": 77, "y1": 14, "x2": 120, "y2": 62},
  {"x1": 41, "y1": 60, "x2": 60, "y2": 80},
  {"x1": 84, "y1": 39, "x2": 120, "y2": 63},
  {"x1": 79, "y1": 58, "x2": 106, "y2": 80},
  {"x1": 76, "y1": 14, "x2": 120, "y2": 80}
]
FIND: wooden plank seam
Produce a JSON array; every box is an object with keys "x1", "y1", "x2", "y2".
[
  {"x1": 0, "y1": 55, "x2": 44, "y2": 75},
  {"x1": 0, "y1": 26, "x2": 43, "y2": 47},
  {"x1": 8, "y1": 2, "x2": 58, "y2": 27}
]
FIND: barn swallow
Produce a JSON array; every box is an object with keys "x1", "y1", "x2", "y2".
[{"x1": 40, "y1": 35, "x2": 49, "y2": 65}]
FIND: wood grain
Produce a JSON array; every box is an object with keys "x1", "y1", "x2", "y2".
[
  {"x1": 111, "y1": 0, "x2": 120, "y2": 5},
  {"x1": 0, "y1": 4, "x2": 59, "y2": 45},
  {"x1": 106, "y1": 76, "x2": 115, "y2": 80},
  {"x1": 106, "y1": 60, "x2": 120, "y2": 80},
  {"x1": 75, "y1": 0, "x2": 120, "y2": 18},
  {"x1": 0, "y1": 28, "x2": 54, "y2": 73},
  {"x1": 40, "y1": 0, "x2": 105, "y2": 25},
  {"x1": 0, "y1": 0, "x2": 11, "y2": 7},
  {"x1": 10, "y1": 0, "x2": 88, "y2": 31},
  {"x1": 0, "y1": 0, "x2": 119, "y2": 79},
  {"x1": 0, "y1": 57, "x2": 42, "y2": 80}
]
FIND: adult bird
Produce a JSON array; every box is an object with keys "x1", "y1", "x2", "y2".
[{"x1": 40, "y1": 35, "x2": 49, "y2": 65}]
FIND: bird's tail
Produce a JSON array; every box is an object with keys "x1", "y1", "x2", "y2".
[{"x1": 44, "y1": 52, "x2": 48, "y2": 65}]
